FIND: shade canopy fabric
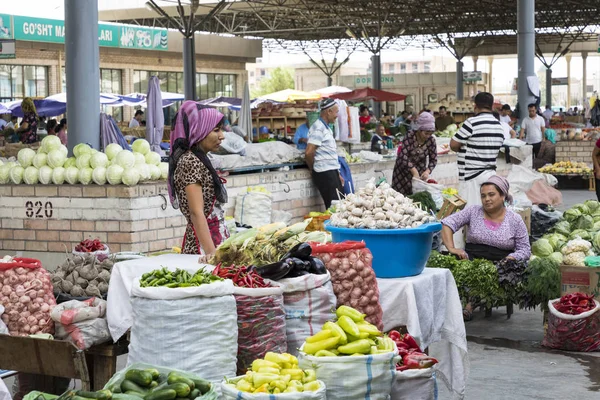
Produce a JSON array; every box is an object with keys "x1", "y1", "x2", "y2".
[
  {"x1": 329, "y1": 87, "x2": 407, "y2": 102},
  {"x1": 198, "y1": 97, "x2": 242, "y2": 107},
  {"x1": 258, "y1": 89, "x2": 321, "y2": 103},
  {"x1": 146, "y1": 76, "x2": 165, "y2": 155},
  {"x1": 312, "y1": 85, "x2": 352, "y2": 97},
  {"x1": 4, "y1": 99, "x2": 67, "y2": 118}
]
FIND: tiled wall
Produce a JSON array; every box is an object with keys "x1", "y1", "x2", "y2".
[{"x1": 555, "y1": 140, "x2": 595, "y2": 163}]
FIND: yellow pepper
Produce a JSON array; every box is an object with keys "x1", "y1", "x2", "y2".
[
  {"x1": 323, "y1": 321, "x2": 348, "y2": 345},
  {"x1": 303, "y1": 381, "x2": 321, "y2": 392},
  {"x1": 287, "y1": 380, "x2": 304, "y2": 391},
  {"x1": 280, "y1": 369, "x2": 304, "y2": 381},
  {"x1": 283, "y1": 386, "x2": 299, "y2": 393},
  {"x1": 235, "y1": 379, "x2": 253, "y2": 392},
  {"x1": 253, "y1": 373, "x2": 281, "y2": 387},
  {"x1": 302, "y1": 369, "x2": 316, "y2": 383},
  {"x1": 346, "y1": 331, "x2": 370, "y2": 342},
  {"x1": 338, "y1": 315, "x2": 361, "y2": 337},
  {"x1": 337, "y1": 339, "x2": 372, "y2": 355},
  {"x1": 257, "y1": 367, "x2": 281, "y2": 375},
  {"x1": 272, "y1": 388, "x2": 281, "y2": 394},
  {"x1": 264, "y1": 352, "x2": 291, "y2": 366},
  {"x1": 269, "y1": 380, "x2": 287, "y2": 392},
  {"x1": 303, "y1": 336, "x2": 340, "y2": 355},
  {"x1": 253, "y1": 383, "x2": 270, "y2": 393},
  {"x1": 356, "y1": 321, "x2": 382, "y2": 336},
  {"x1": 336, "y1": 305, "x2": 366, "y2": 322},
  {"x1": 376, "y1": 337, "x2": 394, "y2": 352},
  {"x1": 306, "y1": 329, "x2": 334, "y2": 343},
  {"x1": 280, "y1": 374, "x2": 291, "y2": 384},
  {"x1": 370, "y1": 345, "x2": 379, "y2": 354},
  {"x1": 314, "y1": 349, "x2": 338, "y2": 357},
  {"x1": 251, "y1": 359, "x2": 281, "y2": 372},
  {"x1": 282, "y1": 362, "x2": 293, "y2": 369}
]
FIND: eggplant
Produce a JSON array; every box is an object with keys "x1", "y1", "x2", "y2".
[
  {"x1": 288, "y1": 257, "x2": 310, "y2": 272},
  {"x1": 286, "y1": 269, "x2": 310, "y2": 278},
  {"x1": 289, "y1": 242, "x2": 312, "y2": 260},
  {"x1": 309, "y1": 257, "x2": 327, "y2": 275},
  {"x1": 255, "y1": 259, "x2": 294, "y2": 280}
]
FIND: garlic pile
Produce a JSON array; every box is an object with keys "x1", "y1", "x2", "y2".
[{"x1": 330, "y1": 180, "x2": 436, "y2": 229}]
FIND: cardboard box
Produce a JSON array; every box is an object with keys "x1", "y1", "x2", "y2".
[
  {"x1": 560, "y1": 265, "x2": 600, "y2": 301},
  {"x1": 515, "y1": 207, "x2": 531, "y2": 234}
]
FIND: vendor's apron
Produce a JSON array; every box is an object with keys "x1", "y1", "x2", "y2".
[
  {"x1": 465, "y1": 243, "x2": 512, "y2": 262},
  {"x1": 182, "y1": 198, "x2": 230, "y2": 255}
]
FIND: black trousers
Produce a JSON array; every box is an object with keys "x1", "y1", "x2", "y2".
[
  {"x1": 596, "y1": 178, "x2": 600, "y2": 202},
  {"x1": 312, "y1": 169, "x2": 343, "y2": 209},
  {"x1": 531, "y1": 142, "x2": 542, "y2": 158}
]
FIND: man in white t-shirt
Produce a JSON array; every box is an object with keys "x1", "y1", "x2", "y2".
[
  {"x1": 519, "y1": 103, "x2": 546, "y2": 158},
  {"x1": 500, "y1": 104, "x2": 513, "y2": 126},
  {"x1": 129, "y1": 110, "x2": 143, "y2": 128},
  {"x1": 542, "y1": 105, "x2": 554, "y2": 126}
]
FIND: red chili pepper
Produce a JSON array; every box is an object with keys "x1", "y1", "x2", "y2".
[
  {"x1": 401, "y1": 334, "x2": 422, "y2": 352},
  {"x1": 402, "y1": 353, "x2": 439, "y2": 369}
]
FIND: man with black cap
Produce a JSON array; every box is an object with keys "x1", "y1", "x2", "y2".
[{"x1": 306, "y1": 98, "x2": 344, "y2": 209}]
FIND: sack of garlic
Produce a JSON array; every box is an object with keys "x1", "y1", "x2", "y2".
[{"x1": 329, "y1": 179, "x2": 436, "y2": 229}]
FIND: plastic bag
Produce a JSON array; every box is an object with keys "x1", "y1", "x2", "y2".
[
  {"x1": 220, "y1": 377, "x2": 326, "y2": 400},
  {"x1": 50, "y1": 298, "x2": 110, "y2": 350},
  {"x1": 128, "y1": 279, "x2": 238, "y2": 386},
  {"x1": 216, "y1": 131, "x2": 248, "y2": 155},
  {"x1": 0, "y1": 258, "x2": 56, "y2": 336},
  {"x1": 278, "y1": 272, "x2": 337, "y2": 357},
  {"x1": 233, "y1": 286, "x2": 287, "y2": 374},
  {"x1": 412, "y1": 178, "x2": 444, "y2": 210},
  {"x1": 311, "y1": 241, "x2": 384, "y2": 330},
  {"x1": 542, "y1": 298, "x2": 600, "y2": 352},
  {"x1": 104, "y1": 363, "x2": 218, "y2": 400},
  {"x1": 0, "y1": 382, "x2": 12, "y2": 400},
  {"x1": 526, "y1": 180, "x2": 563, "y2": 206},
  {"x1": 0, "y1": 305, "x2": 8, "y2": 335},
  {"x1": 272, "y1": 210, "x2": 293, "y2": 225},
  {"x1": 531, "y1": 205, "x2": 563, "y2": 241},
  {"x1": 298, "y1": 349, "x2": 398, "y2": 400},
  {"x1": 391, "y1": 368, "x2": 437, "y2": 400},
  {"x1": 235, "y1": 191, "x2": 273, "y2": 228}
]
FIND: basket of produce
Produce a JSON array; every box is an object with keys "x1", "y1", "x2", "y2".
[
  {"x1": 326, "y1": 180, "x2": 441, "y2": 278},
  {"x1": 73, "y1": 238, "x2": 110, "y2": 258},
  {"x1": 303, "y1": 212, "x2": 331, "y2": 232}
]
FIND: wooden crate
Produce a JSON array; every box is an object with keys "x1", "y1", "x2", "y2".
[{"x1": 436, "y1": 195, "x2": 466, "y2": 220}]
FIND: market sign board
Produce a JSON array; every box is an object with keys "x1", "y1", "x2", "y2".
[
  {"x1": 551, "y1": 77, "x2": 568, "y2": 86},
  {"x1": 463, "y1": 71, "x2": 482, "y2": 82},
  {"x1": 0, "y1": 14, "x2": 12, "y2": 40},
  {"x1": 10, "y1": 15, "x2": 168, "y2": 51},
  {"x1": 0, "y1": 39, "x2": 16, "y2": 59},
  {"x1": 354, "y1": 76, "x2": 396, "y2": 85}
]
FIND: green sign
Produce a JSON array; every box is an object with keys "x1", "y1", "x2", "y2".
[
  {"x1": 355, "y1": 76, "x2": 395, "y2": 85},
  {"x1": 10, "y1": 15, "x2": 167, "y2": 50},
  {"x1": 0, "y1": 14, "x2": 12, "y2": 40}
]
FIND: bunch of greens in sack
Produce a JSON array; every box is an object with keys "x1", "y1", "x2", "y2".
[
  {"x1": 494, "y1": 258, "x2": 528, "y2": 306},
  {"x1": 51, "y1": 253, "x2": 114, "y2": 298}
]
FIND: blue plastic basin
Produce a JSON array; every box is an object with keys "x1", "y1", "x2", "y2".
[{"x1": 325, "y1": 221, "x2": 442, "y2": 278}]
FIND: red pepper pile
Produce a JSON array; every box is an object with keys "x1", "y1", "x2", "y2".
[
  {"x1": 553, "y1": 293, "x2": 597, "y2": 315},
  {"x1": 75, "y1": 238, "x2": 105, "y2": 252},
  {"x1": 212, "y1": 264, "x2": 272, "y2": 288},
  {"x1": 389, "y1": 330, "x2": 439, "y2": 371}
]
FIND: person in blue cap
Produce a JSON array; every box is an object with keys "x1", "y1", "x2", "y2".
[{"x1": 306, "y1": 98, "x2": 344, "y2": 208}]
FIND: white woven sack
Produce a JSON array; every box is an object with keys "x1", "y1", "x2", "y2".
[
  {"x1": 220, "y1": 377, "x2": 327, "y2": 400},
  {"x1": 235, "y1": 192, "x2": 272, "y2": 228},
  {"x1": 128, "y1": 279, "x2": 238, "y2": 388},
  {"x1": 299, "y1": 348, "x2": 399, "y2": 400},
  {"x1": 278, "y1": 272, "x2": 337, "y2": 356},
  {"x1": 391, "y1": 368, "x2": 437, "y2": 400}
]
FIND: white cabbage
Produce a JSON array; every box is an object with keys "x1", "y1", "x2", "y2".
[
  {"x1": 23, "y1": 166, "x2": 39, "y2": 184},
  {"x1": 73, "y1": 143, "x2": 92, "y2": 158},
  {"x1": 104, "y1": 143, "x2": 123, "y2": 160},
  {"x1": 65, "y1": 166, "x2": 80, "y2": 184},
  {"x1": 145, "y1": 151, "x2": 161, "y2": 166},
  {"x1": 90, "y1": 152, "x2": 109, "y2": 169},
  {"x1": 17, "y1": 148, "x2": 36, "y2": 168},
  {"x1": 106, "y1": 164, "x2": 124, "y2": 185},
  {"x1": 115, "y1": 150, "x2": 135, "y2": 169},
  {"x1": 38, "y1": 166, "x2": 53, "y2": 184},
  {"x1": 78, "y1": 167, "x2": 93, "y2": 185},
  {"x1": 131, "y1": 139, "x2": 150, "y2": 155},
  {"x1": 122, "y1": 168, "x2": 140, "y2": 186},
  {"x1": 52, "y1": 167, "x2": 66, "y2": 184},
  {"x1": 10, "y1": 165, "x2": 24, "y2": 184},
  {"x1": 47, "y1": 149, "x2": 66, "y2": 168},
  {"x1": 92, "y1": 167, "x2": 107, "y2": 185}
]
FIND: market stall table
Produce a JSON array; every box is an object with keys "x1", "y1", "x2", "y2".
[{"x1": 377, "y1": 268, "x2": 468, "y2": 399}]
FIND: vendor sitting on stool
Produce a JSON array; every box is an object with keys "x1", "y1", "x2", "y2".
[{"x1": 440, "y1": 175, "x2": 531, "y2": 262}]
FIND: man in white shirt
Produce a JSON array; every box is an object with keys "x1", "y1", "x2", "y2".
[
  {"x1": 500, "y1": 104, "x2": 513, "y2": 127},
  {"x1": 129, "y1": 110, "x2": 143, "y2": 128},
  {"x1": 519, "y1": 103, "x2": 546, "y2": 158},
  {"x1": 493, "y1": 112, "x2": 516, "y2": 140},
  {"x1": 542, "y1": 105, "x2": 554, "y2": 126}
]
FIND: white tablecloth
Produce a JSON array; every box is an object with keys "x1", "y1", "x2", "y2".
[
  {"x1": 106, "y1": 254, "x2": 208, "y2": 341},
  {"x1": 377, "y1": 268, "x2": 469, "y2": 399}
]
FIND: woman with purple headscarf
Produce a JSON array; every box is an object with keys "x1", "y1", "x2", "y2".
[
  {"x1": 169, "y1": 101, "x2": 229, "y2": 256},
  {"x1": 391, "y1": 111, "x2": 438, "y2": 195}
]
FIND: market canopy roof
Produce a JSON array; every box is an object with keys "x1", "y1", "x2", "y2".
[
  {"x1": 313, "y1": 86, "x2": 352, "y2": 97},
  {"x1": 99, "y1": 1, "x2": 600, "y2": 50},
  {"x1": 258, "y1": 89, "x2": 321, "y2": 103},
  {"x1": 329, "y1": 88, "x2": 406, "y2": 103}
]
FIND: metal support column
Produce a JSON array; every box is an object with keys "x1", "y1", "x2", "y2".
[
  {"x1": 545, "y1": 68, "x2": 552, "y2": 108},
  {"x1": 487, "y1": 57, "x2": 493, "y2": 93},
  {"x1": 517, "y1": 0, "x2": 536, "y2": 121},
  {"x1": 582, "y1": 51, "x2": 588, "y2": 105},
  {"x1": 566, "y1": 54, "x2": 572, "y2": 108},
  {"x1": 472, "y1": 56, "x2": 479, "y2": 72},
  {"x1": 456, "y1": 61, "x2": 464, "y2": 100},
  {"x1": 183, "y1": 36, "x2": 197, "y2": 100},
  {"x1": 371, "y1": 54, "x2": 381, "y2": 117},
  {"x1": 65, "y1": 0, "x2": 100, "y2": 151},
  {"x1": 327, "y1": 75, "x2": 333, "y2": 87}
]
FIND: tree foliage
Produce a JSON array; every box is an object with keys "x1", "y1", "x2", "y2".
[{"x1": 251, "y1": 67, "x2": 295, "y2": 97}]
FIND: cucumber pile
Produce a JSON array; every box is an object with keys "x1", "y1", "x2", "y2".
[{"x1": 107, "y1": 369, "x2": 211, "y2": 400}]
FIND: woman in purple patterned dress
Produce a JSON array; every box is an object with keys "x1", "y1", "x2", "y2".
[
  {"x1": 441, "y1": 175, "x2": 530, "y2": 262},
  {"x1": 17, "y1": 97, "x2": 38, "y2": 144},
  {"x1": 392, "y1": 112, "x2": 437, "y2": 195}
]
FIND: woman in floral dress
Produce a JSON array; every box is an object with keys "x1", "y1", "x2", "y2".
[
  {"x1": 17, "y1": 97, "x2": 38, "y2": 144},
  {"x1": 392, "y1": 111, "x2": 438, "y2": 195}
]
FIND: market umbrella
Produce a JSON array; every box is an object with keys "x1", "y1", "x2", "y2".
[
  {"x1": 0, "y1": 103, "x2": 10, "y2": 114},
  {"x1": 6, "y1": 99, "x2": 66, "y2": 117},
  {"x1": 240, "y1": 81, "x2": 253, "y2": 143},
  {"x1": 146, "y1": 76, "x2": 165, "y2": 155},
  {"x1": 329, "y1": 87, "x2": 407, "y2": 102},
  {"x1": 259, "y1": 89, "x2": 321, "y2": 103},
  {"x1": 100, "y1": 112, "x2": 131, "y2": 151},
  {"x1": 312, "y1": 85, "x2": 352, "y2": 97}
]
